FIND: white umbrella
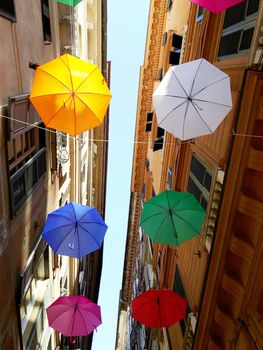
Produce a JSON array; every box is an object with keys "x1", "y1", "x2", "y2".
[{"x1": 152, "y1": 58, "x2": 232, "y2": 140}]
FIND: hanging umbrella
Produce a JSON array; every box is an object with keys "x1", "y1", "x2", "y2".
[
  {"x1": 140, "y1": 190, "x2": 206, "y2": 245},
  {"x1": 53, "y1": 0, "x2": 83, "y2": 6},
  {"x1": 30, "y1": 54, "x2": 112, "y2": 136},
  {"x1": 42, "y1": 202, "x2": 108, "y2": 258},
  {"x1": 132, "y1": 289, "x2": 187, "y2": 328},
  {"x1": 190, "y1": 0, "x2": 244, "y2": 13},
  {"x1": 46, "y1": 295, "x2": 101, "y2": 336},
  {"x1": 153, "y1": 58, "x2": 232, "y2": 140}
]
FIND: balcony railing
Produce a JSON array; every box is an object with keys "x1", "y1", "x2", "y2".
[{"x1": 10, "y1": 148, "x2": 46, "y2": 214}]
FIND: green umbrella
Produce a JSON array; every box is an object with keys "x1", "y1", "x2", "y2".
[
  {"x1": 140, "y1": 190, "x2": 206, "y2": 245},
  {"x1": 54, "y1": 0, "x2": 83, "y2": 6}
]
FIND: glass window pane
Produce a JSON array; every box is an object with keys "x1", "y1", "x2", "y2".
[
  {"x1": 240, "y1": 27, "x2": 254, "y2": 51},
  {"x1": 247, "y1": 0, "x2": 260, "y2": 16},
  {"x1": 187, "y1": 177, "x2": 202, "y2": 202},
  {"x1": 223, "y1": 2, "x2": 246, "y2": 29},
  {"x1": 218, "y1": 30, "x2": 242, "y2": 57},
  {"x1": 190, "y1": 156, "x2": 206, "y2": 185}
]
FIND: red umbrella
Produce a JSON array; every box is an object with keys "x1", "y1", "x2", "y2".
[
  {"x1": 46, "y1": 295, "x2": 102, "y2": 336},
  {"x1": 190, "y1": 0, "x2": 245, "y2": 13},
  {"x1": 131, "y1": 289, "x2": 187, "y2": 328}
]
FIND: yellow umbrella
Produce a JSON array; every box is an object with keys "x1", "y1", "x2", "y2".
[{"x1": 30, "y1": 54, "x2": 112, "y2": 136}]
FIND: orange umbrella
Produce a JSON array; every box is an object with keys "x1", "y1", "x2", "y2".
[{"x1": 30, "y1": 54, "x2": 111, "y2": 136}]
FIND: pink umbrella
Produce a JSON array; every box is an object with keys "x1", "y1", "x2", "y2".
[
  {"x1": 190, "y1": 0, "x2": 245, "y2": 13},
  {"x1": 46, "y1": 295, "x2": 102, "y2": 336}
]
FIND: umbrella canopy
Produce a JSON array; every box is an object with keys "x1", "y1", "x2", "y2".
[
  {"x1": 153, "y1": 58, "x2": 232, "y2": 140},
  {"x1": 30, "y1": 54, "x2": 112, "y2": 136},
  {"x1": 46, "y1": 295, "x2": 101, "y2": 336},
  {"x1": 42, "y1": 202, "x2": 108, "y2": 258},
  {"x1": 190, "y1": 0, "x2": 244, "y2": 13},
  {"x1": 132, "y1": 289, "x2": 187, "y2": 328},
  {"x1": 140, "y1": 190, "x2": 206, "y2": 245},
  {"x1": 53, "y1": 0, "x2": 83, "y2": 6}
]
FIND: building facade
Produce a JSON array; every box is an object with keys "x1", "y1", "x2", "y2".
[
  {"x1": 116, "y1": 0, "x2": 263, "y2": 349},
  {"x1": 0, "y1": 1, "x2": 109, "y2": 349}
]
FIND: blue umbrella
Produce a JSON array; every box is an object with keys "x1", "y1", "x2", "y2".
[{"x1": 42, "y1": 202, "x2": 108, "y2": 258}]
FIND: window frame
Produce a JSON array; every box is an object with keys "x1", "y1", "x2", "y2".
[
  {"x1": 218, "y1": 0, "x2": 259, "y2": 59},
  {"x1": 187, "y1": 153, "x2": 212, "y2": 210}
]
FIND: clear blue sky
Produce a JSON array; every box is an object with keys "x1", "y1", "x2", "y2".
[{"x1": 92, "y1": 1, "x2": 150, "y2": 349}]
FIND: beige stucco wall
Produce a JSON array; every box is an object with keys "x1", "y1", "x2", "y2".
[{"x1": 165, "y1": 0, "x2": 190, "y2": 34}]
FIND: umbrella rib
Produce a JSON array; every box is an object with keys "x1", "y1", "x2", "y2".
[
  {"x1": 48, "y1": 213, "x2": 74, "y2": 222},
  {"x1": 170, "y1": 193, "x2": 192, "y2": 210},
  {"x1": 140, "y1": 212, "x2": 167, "y2": 225},
  {"x1": 43, "y1": 223, "x2": 73, "y2": 234},
  {"x1": 192, "y1": 76, "x2": 229, "y2": 99},
  {"x1": 193, "y1": 98, "x2": 232, "y2": 108},
  {"x1": 54, "y1": 226, "x2": 75, "y2": 253},
  {"x1": 173, "y1": 212, "x2": 203, "y2": 233},
  {"x1": 182, "y1": 100, "x2": 191, "y2": 139},
  {"x1": 69, "y1": 302, "x2": 78, "y2": 336},
  {"x1": 30, "y1": 92, "x2": 72, "y2": 99},
  {"x1": 165, "y1": 191, "x2": 179, "y2": 242},
  {"x1": 189, "y1": 58, "x2": 203, "y2": 98},
  {"x1": 45, "y1": 95, "x2": 73, "y2": 126},
  {"x1": 77, "y1": 307, "x2": 89, "y2": 335},
  {"x1": 78, "y1": 208, "x2": 93, "y2": 222},
  {"x1": 74, "y1": 93, "x2": 102, "y2": 125},
  {"x1": 79, "y1": 303, "x2": 101, "y2": 320},
  {"x1": 80, "y1": 221, "x2": 106, "y2": 227},
  {"x1": 158, "y1": 99, "x2": 188, "y2": 126},
  {"x1": 74, "y1": 91, "x2": 111, "y2": 97},
  {"x1": 191, "y1": 101, "x2": 214, "y2": 133},
  {"x1": 171, "y1": 71, "x2": 189, "y2": 98},
  {"x1": 36, "y1": 67, "x2": 72, "y2": 93},
  {"x1": 78, "y1": 224, "x2": 101, "y2": 246},
  {"x1": 75, "y1": 66, "x2": 99, "y2": 92},
  {"x1": 153, "y1": 215, "x2": 170, "y2": 242},
  {"x1": 49, "y1": 307, "x2": 73, "y2": 323}
]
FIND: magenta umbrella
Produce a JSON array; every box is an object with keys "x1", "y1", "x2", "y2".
[
  {"x1": 46, "y1": 295, "x2": 102, "y2": 336},
  {"x1": 190, "y1": 0, "x2": 245, "y2": 13}
]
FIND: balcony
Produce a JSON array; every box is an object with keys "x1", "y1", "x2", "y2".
[{"x1": 10, "y1": 148, "x2": 46, "y2": 213}]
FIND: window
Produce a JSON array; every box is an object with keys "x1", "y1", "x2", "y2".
[
  {"x1": 196, "y1": 6, "x2": 204, "y2": 22},
  {"x1": 153, "y1": 127, "x2": 165, "y2": 151},
  {"x1": 169, "y1": 51, "x2": 180, "y2": 65},
  {"x1": 166, "y1": 0, "x2": 173, "y2": 11},
  {"x1": 162, "y1": 32, "x2": 167, "y2": 46},
  {"x1": 41, "y1": 0, "x2": 52, "y2": 43},
  {"x1": 8, "y1": 123, "x2": 46, "y2": 214},
  {"x1": 173, "y1": 268, "x2": 191, "y2": 334},
  {"x1": 167, "y1": 168, "x2": 172, "y2": 189},
  {"x1": 187, "y1": 154, "x2": 211, "y2": 210},
  {"x1": 218, "y1": 0, "x2": 259, "y2": 58},
  {"x1": 145, "y1": 112, "x2": 153, "y2": 132},
  {"x1": 19, "y1": 241, "x2": 49, "y2": 323},
  {"x1": 0, "y1": 0, "x2": 16, "y2": 21},
  {"x1": 172, "y1": 34, "x2": 183, "y2": 50},
  {"x1": 157, "y1": 68, "x2": 163, "y2": 81}
]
